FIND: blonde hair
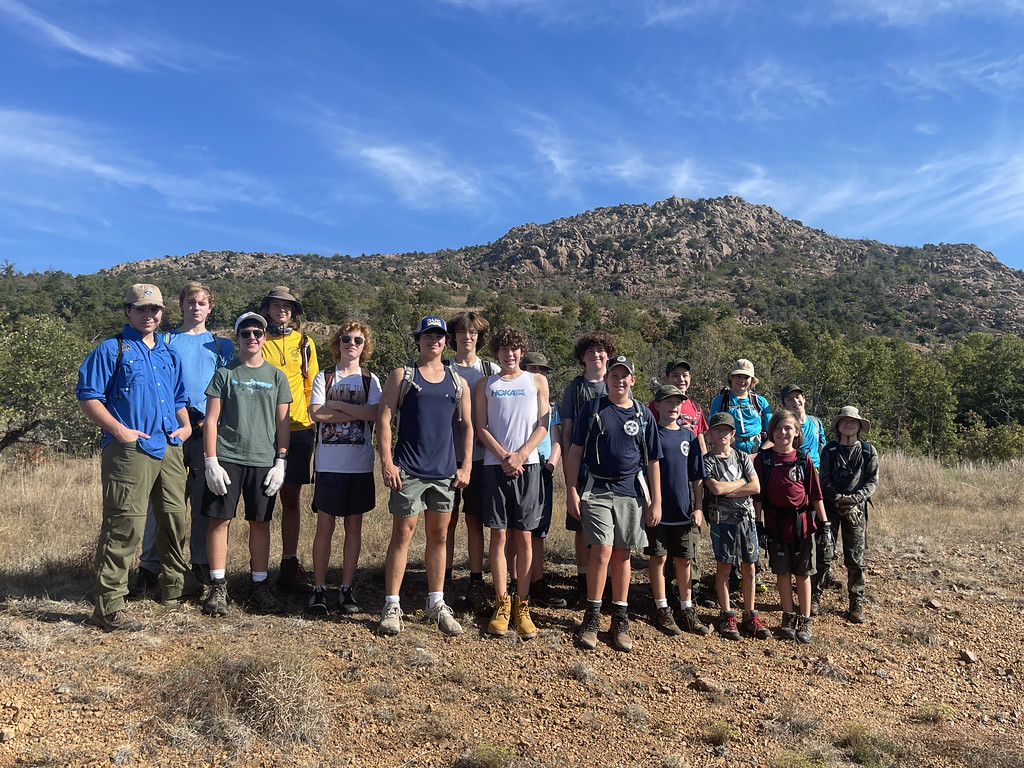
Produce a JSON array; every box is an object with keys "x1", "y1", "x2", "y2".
[{"x1": 329, "y1": 320, "x2": 374, "y2": 365}]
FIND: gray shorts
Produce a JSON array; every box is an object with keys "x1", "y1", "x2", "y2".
[
  {"x1": 480, "y1": 464, "x2": 543, "y2": 531},
  {"x1": 388, "y1": 469, "x2": 456, "y2": 518},
  {"x1": 581, "y1": 490, "x2": 648, "y2": 550}
]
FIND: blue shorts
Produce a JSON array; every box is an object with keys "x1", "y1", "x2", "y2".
[{"x1": 710, "y1": 519, "x2": 759, "y2": 565}]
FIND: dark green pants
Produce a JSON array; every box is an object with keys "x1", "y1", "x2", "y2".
[
  {"x1": 94, "y1": 441, "x2": 198, "y2": 615},
  {"x1": 812, "y1": 510, "x2": 866, "y2": 601}
]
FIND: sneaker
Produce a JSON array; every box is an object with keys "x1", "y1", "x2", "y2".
[
  {"x1": 779, "y1": 611, "x2": 797, "y2": 640},
  {"x1": 425, "y1": 600, "x2": 463, "y2": 636},
  {"x1": 202, "y1": 579, "x2": 229, "y2": 617},
  {"x1": 277, "y1": 557, "x2": 310, "y2": 593},
  {"x1": 487, "y1": 593, "x2": 512, "y2": 636},
  {"x1": 742, "y1": 609, "x2": 771, "y2": 639},
  {"x1": 530, "y1": 577, "x2": 567, "y2": 609},
  {"x1": 467, "y1": 580, "x2": 491, "y2": 614},
  {"x1": 610, "y1": 611, "x2": 633, "y2": 652},
  {"x1": 338, "y1": 586, "x2": 360, "y2": 615},
  {"x1": 653, "y1": 606, "x2": 682, "y2": 636},
  {"x1": 755, "y1": 577, "x2": 768, "y2": 595},
  {"x1": 306, "y1": 586, "x2": 329, "y2": 616},
  {"x1": 718, "y1": 610, "x2": 741, "y2": 641},
  {"x1": 678, "y1": 607, "x2": 711, "y2": 636},
  {"x1": 847, "y1": 599, "x2": 866, "y2": 624},
  {"x1": 378, "y1": 602, "x2": 403, "y2": 635},
  {"x1": 513, "y1": 596, "x2": 537, "y2": 639},
  {"x1": 128, "y1": 567, "x2": 159, "y2": 599},
  {"x1": 85, "y1": 608, "x2": 143, "y2": 632},
  {"x1": 248, "y1": 580, "x2": 279, "y2": 613},
  {"x1": 578, "y1": 610, "x2": 601, "y2": 650},
  {"x1": 795, "y1": 614, "x2": 814, "y2": 644}
]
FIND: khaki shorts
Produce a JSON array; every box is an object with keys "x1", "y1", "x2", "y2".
[
  {"x1": 644, "y1": 523, "x2": 698, "y2": 560},
  {"x1": 581, "y1": 490, "x2": 648, "y2": 550},
  {"x1": 388, "y1": 469, "x2": 456, "y2": 518}
]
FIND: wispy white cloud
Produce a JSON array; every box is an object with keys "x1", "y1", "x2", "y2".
[
  {"x1": 896, "y1": 52, "x2": 1024, "y2": 97},
  {"x1": 643, "y1": 0, "x2": 741, "y2": 26},
  {"x1": 355, "y1": 143, "x2": 482, "y2": 209},
  {"x1": 0, "y1": 0, "x2": 232, "y2": 71},
  {"x1": 823, "y1": 0, "x2": 1024, "y2": 26},
  {"x1": 914, "y1": 123, "x2": 939, "y2": 135},
  {"x1": 726, "y1": 59, "x2": 832, "y2": 121}
]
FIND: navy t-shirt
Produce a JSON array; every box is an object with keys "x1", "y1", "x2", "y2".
[
  {"x1": 572, "y1": 396, "x2": 662, "y2": 498},
  {"x1": 657, "y1": 426, "x2": 706, "y2": 525},
  {"x1": 394, "y1": 366, "x2": 459, "y2": 479}
]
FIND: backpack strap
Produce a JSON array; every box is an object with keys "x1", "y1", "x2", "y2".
[{"x1": 299, "y1": 333, "x2": 311, "y2": 380}]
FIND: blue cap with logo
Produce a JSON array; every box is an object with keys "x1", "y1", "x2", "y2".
[{"x1": 415, "y1": 316, "x2": 448, "y2": 337}]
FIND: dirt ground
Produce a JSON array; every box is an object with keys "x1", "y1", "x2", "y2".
[{"x1": 1, "y1": 473, "x2": 1023, "y2": 767}]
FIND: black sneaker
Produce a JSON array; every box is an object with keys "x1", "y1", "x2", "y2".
[
  {"x1": 307, "y1": 586, "x2": 329, "y2": 616},
  {"x1": 277, "y1": 557, "x2": 311, "y2": 593},
  {"x1": 202, "y1": 579, "x2": 229, "y2": 617},
  {"x1": 248, "y1": 580, "x2": 280, "y2": 613},
  {"x1": 338, "y1": 586, "x2": 360, "y2": 614}
]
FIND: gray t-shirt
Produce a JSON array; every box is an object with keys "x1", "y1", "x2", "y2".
[
  {"x1": 206, "y1": 360, "x2": 292, "y2": 467},
  {"x1": 703, "y1": 449, "x2": 756, "y2": 525}
]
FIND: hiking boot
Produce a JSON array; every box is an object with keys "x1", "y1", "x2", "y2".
[
  {"x1": 610, "y1": 611, "x2": 633, "y2": 652},
  {"x1": 779, "y1": 611, "x2": 797, "y2": 640},
  {"x1": 809, "y1": 596, "x2": 821, "y2": 617},
  {"x1": 653, "y1": 606, "x2": 682, "y2": 636},
  {"x1": 338, "y1": 586, "x2": 360, "y2": 615},
  {"x1": 277, "y1": 557, "x2": 310, "y2": 593},
  {"x1": 568, "y1": 573, "x2": 588, "y2": 608},
  {"x1": 847, "y1": 599, "x2": 866, "y2": 624},
  {"x1": 578, "y1": 610, "x2": 601, "y2": 650},
  {"x1": 306, "y1": 586, "x2": 329, "y2": 616},
  {"x1": 530, "y1": 577, "x2": 568, "y2": 609},
  {"x1": 128, "y1": 567, "x2": 159, "y2": 599},
  {"x1": 795, "y1": 614, "x2": 814, "y2": 644},
  {"x1": 85, "y1": 608, "x2": 143, "y2": 632},
  {"x1": 742, "y1": 609, "x2": 771, "y2": 640},
  {"x1": 718, "y1": 610, "x2": 741, "y2": 641},
  {"x1": 425, "y1": 600, "x2": 463, "y2": 636},
  {"x1": 678, "y1": 607, "x2": 711, "y2": 636},
  {"x1": 487, "y1": 593, "x2": 512, "y2": 636},
  {"x1": 202, "y1": 579, "x2": 229, "y2": 617},
  {"x1": 378, "y1": 602, "x2": 403, "y2": 635},
  {"x1": 191, "y1": 563, "x2": 211, "y2": 586},
  {"x1": 466, "y1": 580, "x2": 491, "y2": 614},
  {"x1": 248, "y1": 580, "x2": 279, "y2": 613},
  {"x1": 513, "y1": 596, "x2": 537, "y2": 639}
]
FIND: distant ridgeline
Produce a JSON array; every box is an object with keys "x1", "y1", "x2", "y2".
[{"x1": 2, "y1": 195, "x2": 1024, "y2": 461}]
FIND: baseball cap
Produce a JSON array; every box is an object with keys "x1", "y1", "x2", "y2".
[
  {"x1": 415, "y1": 316, "x2": 448, "y2": 336},
  {"x1": 124, "y1": 284, "x2": 165, "y2": 308},
  {"x1": 730, "y1": 358, "x2": 755, "y2": 378},
  {"x1": 708, "y1": 412, "x2": 736, "y2": 430},
  {"x1": 780, "y1": 384, "x2": 804, "y2": 402},
  {"x1": 235, "y1": 311, "x2": 268, "y2": 334},
  {"x1": 608, "y1": 355, "x2": 635, "y2": 375},
  {"x1": 654, "y1": 384, "x2": 685, "y2": 401},
  {"x1": 665, "y1": 359, "x2": 691, "y2": 375}
]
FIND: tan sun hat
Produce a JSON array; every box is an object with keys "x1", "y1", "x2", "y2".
[{"x1": 831, "y1": 405, "x2": 871, "y2": 434}]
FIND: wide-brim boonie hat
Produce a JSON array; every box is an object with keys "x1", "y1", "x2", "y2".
[
  {"x1": 655, "y1": 384, "x2": 685, "y2": 401},
  {"x1": 260, "y1": 285, "x2": 302, "y2": 315},
  {"x1": 831, "y1": 405, "x2": 870, "y2": 434},
  {"x1": 521, "y1": 352, "x2": 553, "y2": 371}
]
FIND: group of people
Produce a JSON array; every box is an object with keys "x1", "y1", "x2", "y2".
[{"x1": 76, "y1": 283, "x2": 878, "y2": 653}]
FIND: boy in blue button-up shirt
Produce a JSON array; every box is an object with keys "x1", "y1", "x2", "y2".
[{"x1": 76, "y1": 284, "x2": 200, "y2": 631}]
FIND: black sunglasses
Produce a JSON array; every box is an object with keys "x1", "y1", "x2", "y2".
[
  {"x1": 238, "y1": 329, "x2": 265, "y2": 339},
  {"x1": 341, "y1": 335, "x2": 365, "y2": 345}
]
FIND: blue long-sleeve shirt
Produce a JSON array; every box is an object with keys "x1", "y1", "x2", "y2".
[{"x1": 76, "y1": 324, "x2": 188, "y2": 458}]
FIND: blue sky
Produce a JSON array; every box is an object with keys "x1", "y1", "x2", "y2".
[{"x1": 2, "y1": 0, "x2": 1024, "y2": 275}]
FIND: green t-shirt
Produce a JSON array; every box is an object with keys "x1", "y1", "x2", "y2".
[{"x1": 206, "y1": 360, "x2": 292, "y2": 467}]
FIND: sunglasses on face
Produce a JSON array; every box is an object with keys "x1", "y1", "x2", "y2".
[
  {"x1": 238, "y1": 329, "x2": 265, "y2": 339},
  {"x1": 341, "y1": 335, "x2": 365, "y2": 345}
]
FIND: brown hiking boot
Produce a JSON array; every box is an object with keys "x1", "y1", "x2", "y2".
[
  {"x1": 653, "y1": 606, "x2": 682, "y2": 636},
  {"x1": 85, "y1": 608, "x2": 143, "y2": 633},
  {"x1": 513, "y1": 596, "x2": 537, "y2": 639},
  {"x1": 487, "y1": 593, "x2": 512, "y2": 636},
  {"x1": 277, "y1": 557, "x2": 310, "y2": 593},
  {"x1": 678, "y1": 607, "x2": 711, "y2": 636},
  {"x1": 610, "y1": 611, "x2": 633, "y2": 652},
  {"x1": 847, "y1": 599, "x2": 866, "y2": 624},
  {"x1": 795, "y1": 614, "x2": 814, "y2": 644},
  {"x1": 578, "y1": 609, "x2": 601, "y2": 650},
  {"x1": 779, "y1": 611, "x2": 797, "y2": 640},
  {"x1": 467, "y1": 580, "x2": 492, "y2": 614}
]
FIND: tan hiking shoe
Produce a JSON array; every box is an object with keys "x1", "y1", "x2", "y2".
[
  {"x1": 578, "y1": 609, "x2": 601, "y2": 650},
  {"x1": 487, "y1": 593, "x2": 512, "y2": 636},
  {"x1": 610, "y1": 612, "x2": 633, "y2": 652},
  {"x1": 513, "y1": 596, "x2": 537, "y2": 639}
]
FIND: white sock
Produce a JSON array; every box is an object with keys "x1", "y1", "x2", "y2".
[
  {"x1": 680, "y1": 600, "x2": 692, "y2": 610},
  {"x1": 210, "y1": 568, "x2": 226, "y2": 581},
  {"x1": 654, "y1": 598, "x2": 668, "y2": 609},
  {"x1": 426, "y1": 591, "x2": 444, "y2": 609},
  {"x1": 385, "y1": 595, "x2": 400, "y2": 606},
  {"x1": 252, "y1": 571, "x2": 268, "y2": 583},
  {"x1": 612, "y1": 600, "x2": 628, "y2": 608}
]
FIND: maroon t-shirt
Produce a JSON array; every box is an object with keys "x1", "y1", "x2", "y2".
[
  {"x1": 754, "y1": 449, "x2": 822, "y2": 542},
  {"x1": 647, "y1": 398, "x2": 708, "y2": 435}
]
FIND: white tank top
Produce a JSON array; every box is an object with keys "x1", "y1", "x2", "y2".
[{"x1": 483, "y1": 371, "x2": 540, "y2": 466}]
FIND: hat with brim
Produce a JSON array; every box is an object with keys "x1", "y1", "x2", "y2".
[
  {"x1": 521, "y1": 351, "x2": 553, "y2": 371},
  {"x1": 260, "y1": 285, "x2": 302, "y2": 315},
  {"x1": 779, "y1": 384, "x2": 804, "y2": 402},
  {"x1": 608, "y1": 355, "x2": 636, "y2": 375},
  {"x1": 665, "y1": 359, "x2": 691, "y2": 376},
  {"x1": 708, "y1": 411, "x2": 736, "y2": 431},
  {"x1": 831, "y1": 405, "x2": 871, "y2": 434},
  {"x1": 654, "y1": 384, "x2": 685, "y2": 402},
  {"x1": 124, "y1": 283, "x2": 165, "y2": 308},
  {"x1": 235, "y1": 312, "x2": 268, "y2": 334},
  {"x1": 415, "y1": 315, "x2": 448, "y2": 337}
]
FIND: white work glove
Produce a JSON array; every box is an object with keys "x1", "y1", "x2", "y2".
[
  {"x1": 262, "y1": 457, "x2": 287, "y2": 497},
  {"x1": 205, "y1": 457, "x2": 231, "y2": 496}
]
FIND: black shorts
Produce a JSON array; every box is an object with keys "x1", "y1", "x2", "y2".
[
  {"x1": 480, "y1": 464, "x2": 543, "y2": 531},
  {"x1": 644, "y1": 524, "x2": 698, "y2": 560},
  {"x1": 453, "y1": 460, "x2": 485, "y2": 517},
  {"x1": 200, "y1": 461, "x2": 277, "y2": 522},
  {"x1": 284, "y1": 429, "x2": 314, "y2": 485},
  {"x1": 312, "y1": 472, "x2": 375, "y2": 517},
  {"x1": 532, "y1": 464, "x2": 554, "y2": 538}
]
